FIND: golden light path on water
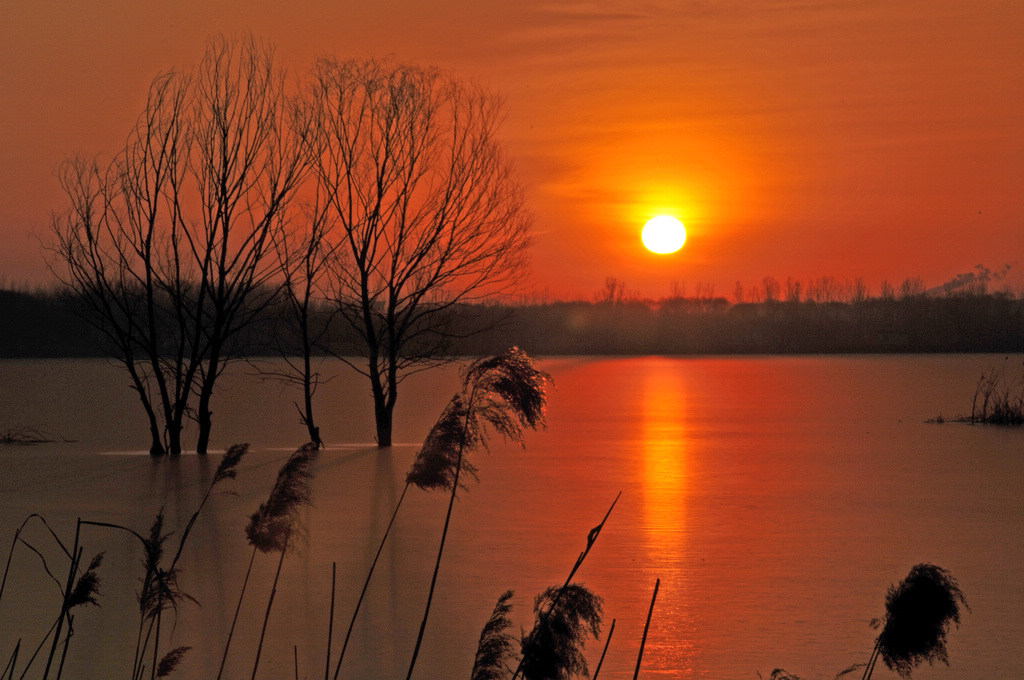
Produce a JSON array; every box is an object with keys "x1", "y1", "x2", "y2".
[{"x1": 639, "y1": 364, "x2": 697, "y2": 675}]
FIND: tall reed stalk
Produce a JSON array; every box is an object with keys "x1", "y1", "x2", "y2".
[
  {"x1": 223, "y1": 442, "x2": 318, "y2": 680},
  {"x1": 591, "y1": 619, "x2": 615, "y2": 680},
  {"x1": 0, "y1": 514, "x2": 70, "y2": 612},
  {"x1": 403, "y1": 349, "x2": 550, "y2": 680},
  {"x1": 79, "y1": 443, "x2": 247, "y2": 680},
  {"x1": 510, "y1": 493, "x2": 619, "y2": 680},
  {"x1": 331, "y1": 484, "x2": 409, "y2": 680},
  {"x1": 633, "y1": 578, "x2": 660, "y2": 680}
]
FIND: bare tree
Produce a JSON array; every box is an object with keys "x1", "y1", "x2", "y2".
[
  {"x1": 52, "y1": 74, "x2": 197, "y2": 456},
  {"x1": 51, "y1": 36, "x2": 302, "y2": 455},
  {"x1": 297, "y1": 59, "x2": 531, "y2": 447},
  {"x1": 262, "y1": 195, "x2": 337, "y2": 448},
  {"x1": 784, "y1": 276, "x2": 802, "y2": 303},
  {"x1": 187, "y1": 36, "x2": 305, "y2": 454},
  {"x1": 597, "y1": 277, "x2": 627, "y2": 304}
]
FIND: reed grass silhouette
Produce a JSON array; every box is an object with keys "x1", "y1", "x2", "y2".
[
  {"x1": 519, "y1": 584, "x2": 603, "y2": 680},
  {"x1": 0, "y1": 514, "x2": 70, "y2": 612},
  {"x1": 217, "y1": 442, "x2": 318, "y2": 680},
  {"x1": 464, "y1": 496, "x2": 620, "y2": 680},
  {"x1": 154, "y1": 645, "x2": 189, "y2": 678},
  {"x1": 75, "y1": 443, "x2": 247, "y2": 680},
  {"x1": 632, "y1": 578, "x2": 660, "y2": 680},
  {"x1": 763, "y1": 563, "x2": 967, "y2": 680},
  {"x1": 404, "y1": 348, "x2": 550, "y2": 680},
  {"x1": 470, "y1": 590, "x2": 516, "y2": 680},
  {"x1": 967, "y1": 361, "x2": 1024, "y2": 424},
  {"x1": 34, "y1": 520, "x2": 102, "y2": 680},
  {"x1": 320, "y1": 349, "x2": 547, "y2": 680},
  {"x1": 863, "y1": 563, "x2": 968, "y2": 680},
  {"x1": 0, "y1": 513, "x2": 85, "y2": 680},
  {"x1": 509, "y1": 492, "x2": 619, "y2": 680}
]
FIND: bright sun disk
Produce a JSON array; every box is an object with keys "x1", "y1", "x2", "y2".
[{"x1": 642, "y1": 216, "x2": 686, "y2": 254}]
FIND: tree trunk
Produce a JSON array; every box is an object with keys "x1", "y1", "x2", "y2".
[
  {"x1": 369, "y1": 356, "x2": 393, "y2": 448},
  {"x1": 374, "y1": 395, "x2": 393, "y2": 448},
  {"x1": 302, "y1": 350, "x2": 322, "y2": 447},
  {"x1": 166, "y1": 416, "x2": 183, "y2": 457},
  {"x1": 146, "y1": 417, "x2": 165, "y2": 457},
  {"x1": 195, "y1": 385, "x2": 213, "y2": 455}
]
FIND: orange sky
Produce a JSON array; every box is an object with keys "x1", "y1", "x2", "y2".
[{"x1": 2, "y1": 1, "x2": 1022, "y2": 299}]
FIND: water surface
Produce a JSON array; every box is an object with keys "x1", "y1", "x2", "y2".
[{"x1": 0, "y1": 355, "x2": 1021, "y2": 679}]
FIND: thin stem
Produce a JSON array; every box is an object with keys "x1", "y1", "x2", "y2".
[
  {"x1": 133, "y1": 615, "x2": 157, "y2": 680},
  {"x1": 333, "y1": 483, "x2": 409, "y2": 680},
  {"x1": 404, "y1": 388, "x2": 476, "y2": 680},
  {"x1": 131, "y1": 610, "x2": 150, "y2": 680},
  {"x1": 18, "y1": 613, "x2": 60, "y2": 680},
  {"x1": 862, "y1": 640, "x2": 880, "y2": 680},
  {"x1": 0, "y1": 521, "x2": 29, "y2": 608},
  {"x1": 324, "y1": 563, "x2": 336, "y2": 680},
  {"x1": 633, "y1": 578, "x2": 660, "y2": 680},
  {"x1": 42, "y1": 520, "x2": 81, "y2": 680},
  {"x1": 149, "y1": 609, "x2": 162, "y2": 680},
  {"x1": 216, "y1": 546, "x2": 258, "y2": 680},
  {"x1": 591, "y1": 619, "x2": 615, "y2": 680},
  {"x1": 53, "y1": 614, "x2": 73, "y2": 680},
  {"x1": 511, "y1": 493, "x2": 621, "y2": 680},
  {"x1": 251, "y1": 541, "x2": 289, "y2": 680},
  {"x1": 2, "y1": 639, "x2": 20, "y2": 680},
  {"x1": 2, "y1": 515, "x2": 71, "y2": 608}
]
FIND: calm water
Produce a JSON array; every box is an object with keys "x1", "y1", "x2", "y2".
[{"x1": 0, "y1": 355, "x2": 1022, "y2": 679}]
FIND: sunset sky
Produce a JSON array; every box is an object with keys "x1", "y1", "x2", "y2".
[{"x1": 2, "y1": 1, "x2": 1022, "y2": 299}]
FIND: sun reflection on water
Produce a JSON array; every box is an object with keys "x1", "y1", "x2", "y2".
[{"x1": 638, "y1": 361, "x2": 699, "y2": 673}]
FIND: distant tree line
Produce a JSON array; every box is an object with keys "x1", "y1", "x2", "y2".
[{"x1": 4, "y1": 283, "x2": 1023, "y2": 359}]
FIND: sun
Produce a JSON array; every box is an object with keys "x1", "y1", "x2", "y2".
[{"x1": 641, "y1": 215, "x2": 686, "y2": 254}]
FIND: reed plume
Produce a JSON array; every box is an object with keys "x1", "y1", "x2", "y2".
[
  {"x1": 220, "y1": 443, "x2": 319, "y2": 680},
  {"x1": 519, "y1": 584, "x2": 603, "y2": 680},
  {"x1": 155, "y1": 646, "x2": 190, "y2": 678},
  {"x1": 66, "y1": 552, "x2": 103, "y2": 609},
  {"x1": 405, "y1": 349, "x2": 549, "y2": 679},
  {"x1": 213, "y1": 443, "x2": 248, "y2": 484},
  {"x1": 246, "y1": 442, "x2": 319, "y2": 553},
  {"x1": 510, "y1": 493, "x2": 619, "y2": 680},
  {"x1": 471, "y1": 590, "x2": 517, "y2": 680},
  {"x1": 864, "y1": 563, "x2": 967, "y2": 679},
  {"x1": 406, "y1": 347, "x2": 550, "y2": 493}
]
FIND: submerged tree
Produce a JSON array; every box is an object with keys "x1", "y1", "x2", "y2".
[
  {"x1": 297, "y1": 58, "x2": 532, "y2": 447},
  {"x1": 262, "y1": 197, "x2": 336, "y2": 448},
  {"x1": 51, "y1": 35, "x2": 303, "y2": 455}
]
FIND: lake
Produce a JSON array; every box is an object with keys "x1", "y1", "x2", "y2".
[{"x1": 1, "y1": 355, "x2": 1022, "y2": 679}]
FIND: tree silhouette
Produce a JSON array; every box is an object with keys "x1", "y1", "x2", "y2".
[
  {"x1": 296, "y1": 58, "x2": 532, "y2": 447},
  {"x1": 51, "y1": 35, "x2": 303, "y2": 455}
]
